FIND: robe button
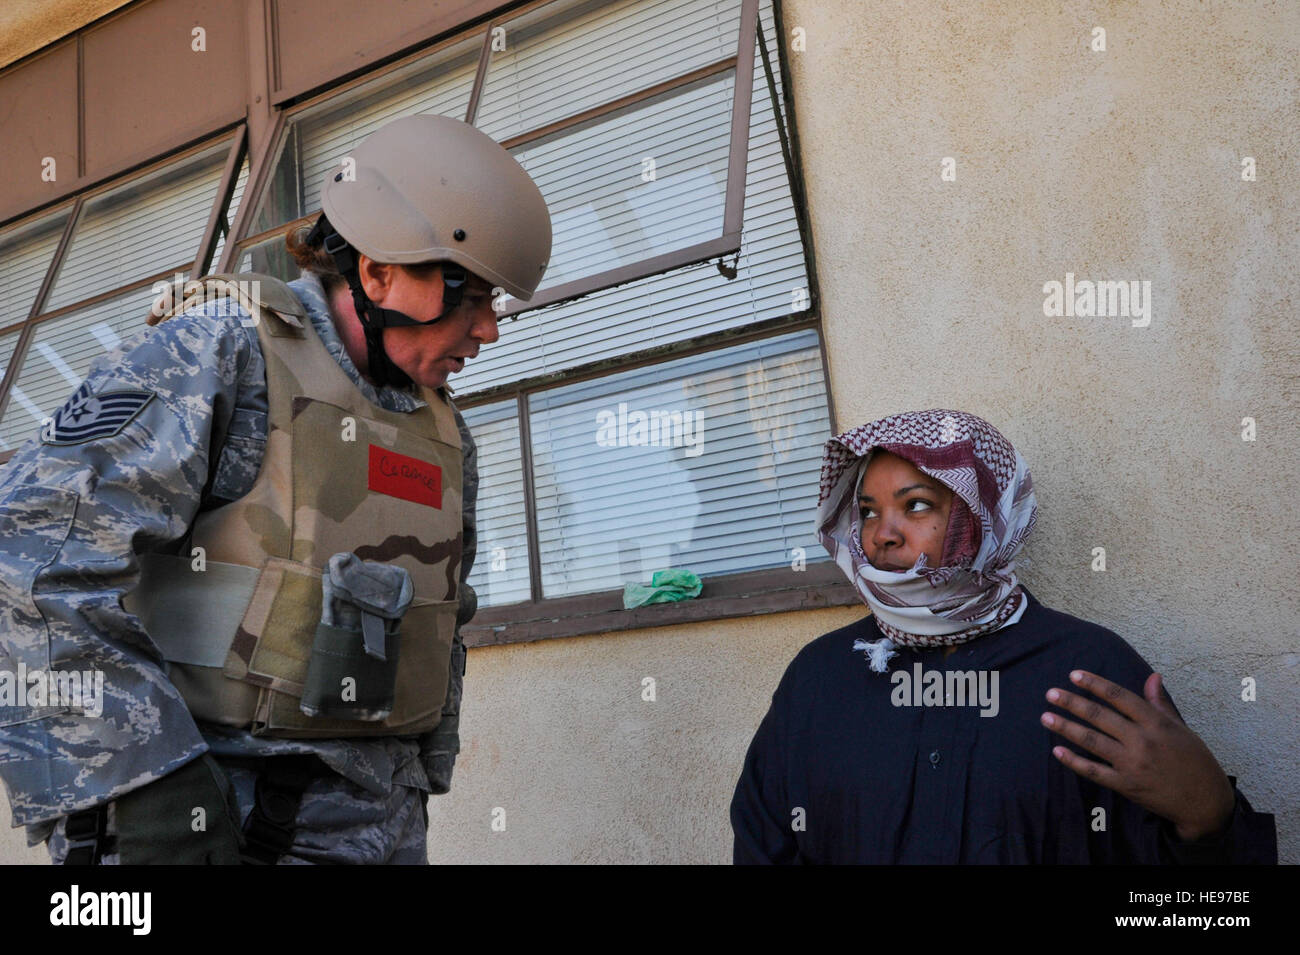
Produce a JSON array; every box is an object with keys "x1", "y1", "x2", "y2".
[{"x1": 929, "y1": 750, "x2": 941, "y2": 766}]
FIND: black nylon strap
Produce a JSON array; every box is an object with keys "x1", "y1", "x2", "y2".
[
  {"x1": 62, "y1": 806, "x2": 108, "y2": 865},
  {"x1": 240, "y1": 755, "x2": 325, "y2": 865}
]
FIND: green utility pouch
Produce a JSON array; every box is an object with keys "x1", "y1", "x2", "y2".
[
  {"x1": 300, "y1": 553, "x2": 412, "y2": 721},
  {"x1": 301, "y1": 622, "x2": 401, "y2": 719}
]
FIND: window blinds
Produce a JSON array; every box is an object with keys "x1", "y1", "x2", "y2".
[
  {"x1": 475, "y1": 0, "x2": 741, "y2": 144},
  {"x1": 44, "y1": 143, "x2": 230, "y2": 312},
  {"x1": 459, "y1": 398, "x2": 533, "y2": 607},
  {"x1": 0, "y1": 208, "x2": 71, "y2": 330},
  {"x1": 509, "y1": 69, "x2": 735, "y2": 294},
  {"x1": 0, "y1": 285, "x2": 157, "y2": 450},
  {"x1": 524, "y1": 327, "x2": 829, "y2": 600}
]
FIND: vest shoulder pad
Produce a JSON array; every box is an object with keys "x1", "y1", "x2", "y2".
[{"x1": 146, "y1": 272, "x2": 306, "y2": 329}]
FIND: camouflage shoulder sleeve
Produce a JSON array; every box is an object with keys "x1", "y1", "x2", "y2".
[
  {"x1": 417, "y1": 399, "x2": 477, "y2": 794},
  {"x1": 0, "y1": 303, "x2": 254, "y2": 826}
]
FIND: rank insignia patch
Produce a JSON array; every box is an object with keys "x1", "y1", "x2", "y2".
[{"x1": 42, "y1": 380, "x2": 155, "y2": 446}]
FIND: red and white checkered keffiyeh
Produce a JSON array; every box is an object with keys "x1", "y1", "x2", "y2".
[{"x1": 815, "y1": 410, "x2": 1038, "y2": 671}]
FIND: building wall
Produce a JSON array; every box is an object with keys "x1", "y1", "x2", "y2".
[{"x1": 2, "y1": 0, "x2": 1295, "y2": 865}]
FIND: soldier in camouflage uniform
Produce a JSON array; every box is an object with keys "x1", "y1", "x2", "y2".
[{"x1": 0, "y1": 115, "x2": 552, "y2": 864}]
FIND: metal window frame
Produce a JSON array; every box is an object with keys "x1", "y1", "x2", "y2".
[
  {"x1": 218, "y1": 111, "x2": 288, "y2": 274},
  {"x1": 457, "y1": 312, "x2": 822, "y2": 413},
  {"x1": 193, "y1": 125, "x2": 250, "y2": 278}
]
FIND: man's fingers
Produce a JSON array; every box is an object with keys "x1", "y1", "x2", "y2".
[
  {"x1": 1050, "y1": 744, "x2": 1125, "y2": 794},
  {"x1": 1045, "y1": 685, "x2": 1134, "y2": 742},
  {"x1": 1068, "y1": 670, "x2": 1154, "y2": 725},
  {"x1": 1041, "y1": 711, "x2": 1124, "y2": 764}
]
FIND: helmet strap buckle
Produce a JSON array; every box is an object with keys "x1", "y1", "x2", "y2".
[
  {"x1": 322, "y1": 231, "x2": 350, "y2": 256},
  {"x1": 440, "y1": 264, "x2": 467, "y2": 309}
]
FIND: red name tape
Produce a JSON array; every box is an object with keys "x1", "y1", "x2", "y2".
[{"x1": 368, "y1": 444, "x2": 442, "y2": 508}]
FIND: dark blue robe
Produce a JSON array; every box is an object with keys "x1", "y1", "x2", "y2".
[{"x1": 730, "y1": 589, "x2": 1277, "y2": 864}]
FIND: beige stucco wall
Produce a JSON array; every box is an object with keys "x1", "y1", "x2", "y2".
[
  {"x1": 423, "y1": 608, "x2": 863, "y2": 863},
  {"x1": 2, "y1": 0, "x2": 1295, "y2": 865}
]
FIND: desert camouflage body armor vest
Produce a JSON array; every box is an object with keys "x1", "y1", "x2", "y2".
[{"x1": 123, "y1": 273, "x2": 462, "y2": 738}]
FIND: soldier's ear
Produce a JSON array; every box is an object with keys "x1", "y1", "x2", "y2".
[{"x1": 357, "y1": 257, "x2": 394, "y2": 304}]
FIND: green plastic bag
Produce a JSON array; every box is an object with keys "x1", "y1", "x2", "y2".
[{"x1": 623, "y1": 568, "x2": 703, "y2": 609}]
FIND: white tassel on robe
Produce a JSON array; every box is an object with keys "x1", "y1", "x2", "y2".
[{"x1": 852, "y1": 637, "x2": 897, "y2": 673}]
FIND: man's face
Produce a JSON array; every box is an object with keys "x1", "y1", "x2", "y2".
[
  {"x1": 858, "y1": 450, "x2": 954, "y2": 572},
  {"x1": 358, "y1": 258, "x2": 500, "y2": 389}
]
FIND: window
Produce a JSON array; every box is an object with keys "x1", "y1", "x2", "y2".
[
  {"x1": 0, "y1": 287, "x2": 160, "y2": 450},
  {"x1": 461, "y1": 399, "x2": 531, "y2": 608},
  {"x1": 43, "y1": 142, "x2": 230, "y2": 311},
  {"x1": 235, "y1": 0, "x2": 758, "y2": 312},
  {"x1": 523, "y1": 328, "x2": 829, "y2": 598},
  {"x1": 0, "y1": 207, "x2": 71, "y2": 329},
  {"x1": 0, "y1": 134, "x2": 249, "y2": 454}
]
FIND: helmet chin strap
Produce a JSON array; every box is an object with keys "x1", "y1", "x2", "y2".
[{"x1": 307, "y1": 215, "x2": 466, "y2": 389}]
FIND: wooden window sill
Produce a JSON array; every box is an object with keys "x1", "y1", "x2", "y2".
[{"x1": 461, "y1": 560, "x2": 862, "y2": 647}]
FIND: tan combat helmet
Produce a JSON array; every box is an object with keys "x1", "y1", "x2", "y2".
[{"x1": 306, "y1": 113, "x2": 552, "y2": 386}]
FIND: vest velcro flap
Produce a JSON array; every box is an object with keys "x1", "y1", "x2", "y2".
[
  {"x1": 124, "y1": 553, "x2": 260, "y2": 667},
  {"x1": 223, "y1": 556, "x2": 323, "y2": 697}
]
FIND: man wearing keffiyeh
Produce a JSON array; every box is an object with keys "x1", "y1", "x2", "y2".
[{"x1": 730, "y1": 409, "x2": 1277, "y2": 864}]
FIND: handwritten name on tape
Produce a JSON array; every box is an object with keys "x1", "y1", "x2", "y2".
[{"x1": 368, "y1": 444, "x2": 442, "y2": 508}]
